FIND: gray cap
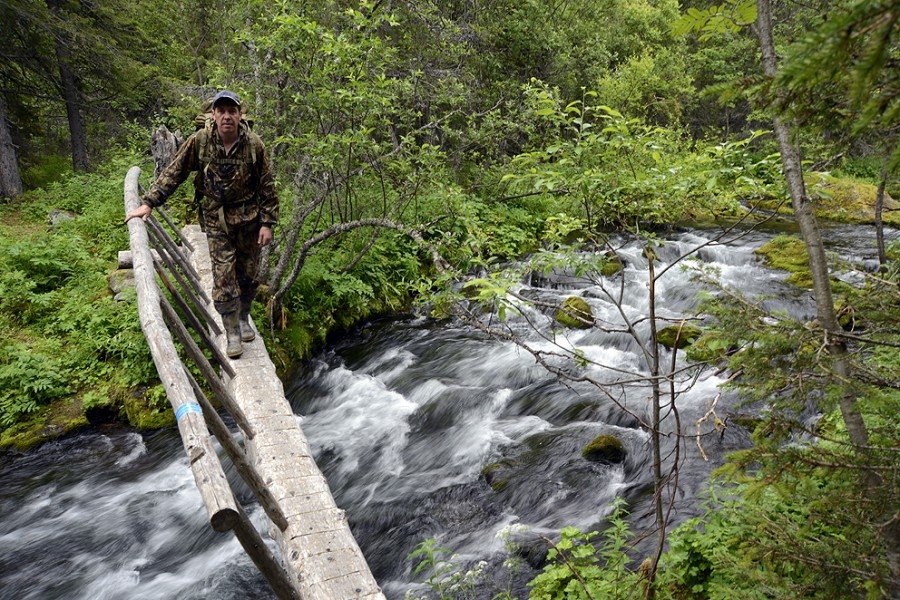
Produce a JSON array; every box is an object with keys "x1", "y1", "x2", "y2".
[{"x1": 211, "y1": 90, "x2": 241, "y2": 108}]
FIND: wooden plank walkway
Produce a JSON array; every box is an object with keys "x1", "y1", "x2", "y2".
[
  {"x1": 124, "y1": 166, "x2": 385, "y2": 600},
  {"x1": 183, "y1": 225, "x2": 385, "y2": 600}
]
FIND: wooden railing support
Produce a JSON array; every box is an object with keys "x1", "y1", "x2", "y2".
[
  {"x1": 158, "y1": 294, "x2": 255, "y2": 438},
  {"x1": 124, "y1": 166, "x2": 238, "y2": 532}
]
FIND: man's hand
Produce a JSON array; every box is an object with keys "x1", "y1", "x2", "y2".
[
  {"x1": 125, "y1": 204, "x2": 152, "y2": 223},
  {"x1": 258, "y1": 225, "x2": 273, "y2": 247}
]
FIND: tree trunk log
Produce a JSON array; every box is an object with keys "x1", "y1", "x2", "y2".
[
  {"x1": 151, "y1": 125, "x2": 182, "y2": 180},
  {"x1": 755, "y1": 0, "x2": 870, "y2": 450},
  {"x1": 0, "y1": 95, "x2": 23, "y2": 198},
  {"x1": 756, "y1": 1, "x2": 898, "y2": 591}
]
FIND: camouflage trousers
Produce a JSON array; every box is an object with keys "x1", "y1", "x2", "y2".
[{"x1": 203, "y1": 209, "x2": 261, "y2": 315}]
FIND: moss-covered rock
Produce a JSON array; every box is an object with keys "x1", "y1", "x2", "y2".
[
  {"x1": 107, "y1": 269, "x2": 135, "y2": 295},
  {"x1": 756, "y1": 235, "x2": 808, "y2": 272},
  {"x1": 601, "y1": 251, "x2": 625, "y2": 277},
  {"x1": 582, "y1": 434, "x2": 626, "y2": 464},
  {"x1": 731, "y1": 414, "x2": 763, "y2": 433},
  {"x1": 754, "y1": 234, "x2": 858, "y2": 294},
  {"x1": 753, "y1": 173, "x2": 899, "y2": 224},
  {"x1": 124, "y1": 389, "x2": 175, "y2": 430},
  {"x1": 755, "y1": 235, "x2": 814, "y2": 287},
  {"x1": 657, "y1": 323, "x2": 703, "y2": 349},
  {"x1": 481, "y1": 460, "x2": 513, "y2": 492},
  {"x1": 556, "y1": 296, "x2": 593, "y2": 328},
  {"x1": 807, "y1": 173, "x2": 900, "y2": 225},
  {"x1": 0, "y1": 398, "x2": 89, "y2": 451}
]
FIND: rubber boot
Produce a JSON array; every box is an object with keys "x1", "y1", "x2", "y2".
[
  {"x1": 239, "y1": 303, "x2": 256, "y2": 342},
  {"x1": 221, "y1": 310, "x2": 243, "y2": 358}
]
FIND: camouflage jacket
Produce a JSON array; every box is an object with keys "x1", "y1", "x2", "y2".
[{"x1": 142, "y1": 123, "x2": 278, "y2": 229}]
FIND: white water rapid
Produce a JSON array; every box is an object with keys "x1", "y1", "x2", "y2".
[{"x1": 0, "y1": 223, "x2": 881, "y2": 599}]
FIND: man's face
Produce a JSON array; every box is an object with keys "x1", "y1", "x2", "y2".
[{"x1": 212, "y1": 102, "x2": 241, "y2": 139}]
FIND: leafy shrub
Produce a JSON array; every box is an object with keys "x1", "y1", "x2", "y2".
[
  {"x1": 658, "y1": 470, "x2": 894, "y2": 599},
  {"x1": 0, "y1": 149, "x2": 159, "y2": 433},
  {"x1": 835, "y1": 155, "x2": 884, "y2": 183},
  {"x1": 528, "y1": 502, "x2": 643, "y2": 600},
  {"x1": 406, "y1": 538, "x2": 486, "y2": 600},
  {"x1": 0, "y1": 238, "x2": 79, "y2": 293},
  {"x1": 0, "y1": 343, "x2": 71, "y2": 425}
]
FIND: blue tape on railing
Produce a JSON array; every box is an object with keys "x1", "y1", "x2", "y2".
[{"x1": 175, "y1": 402, "x2": 203, "y2": 422}]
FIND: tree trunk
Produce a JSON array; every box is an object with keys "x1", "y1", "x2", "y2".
[
  {"x1": 754, "y1": 0, "x2": 870, "y2": 450},
  {"x1": 645, "y1": 250, "x2": 664, "y2": 599},
  {"x1": 875, "y1": 152, "x2": 890, "y2": 265},
  {"x1": 756, "y1": 0, "x2": 898, "y2": 590},
  {"x1": 55, "y1": 43, "x2": 90, "y2": 173},
  {"x1": 46, "y1": 0, "x2": 90, "y2": 174},
  {"x1": 0, "y1": 95, "x2": 23, "y2": 198}
]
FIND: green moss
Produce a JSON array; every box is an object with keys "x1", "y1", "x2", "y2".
[
  {"x1": 756, "y1": 235, "x2": 816, "y2": 289},
  {"x1": 731, "y1": 414, "x2": 763, "y2": 432},
  {"x1": 272, "y1": 318, "x2": 320, "y2": 373},
  {"x1": 807, "y1": 173, "x2": 900, "y2": 226},
  {"x1": 755, "y1": 235, "x2": 856, "y2": 296},
  {"x1": 601, "y1": 251, "x2": 625, "y2": 277},
  {"x1": 756, "y1": 235, "x2": 809, "y2": 273},
  {"x1": 753, "y1": 174, "x2": 900, "y2": 225},
  {"x1": 582, "y1": 434, "x2": 626, "y2": 464},
  {"x1": 556, "y1": 296, "x2": 594, "y2": 328},
  {"x1": 124, "y1": 387, "x2": 175, "y2": 430},
  {"x1": 481, "y1": 460, "x2": 513, "y2": 492},
  {"x1": 0, "y1": 398, "x2": 89, "y2": 451},
  {"x1": 657, "y1": 323, "x2": 703, "y2": 349}
]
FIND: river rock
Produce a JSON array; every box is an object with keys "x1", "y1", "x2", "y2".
[
  {"x1": 47, "y1": 209, "x2": 76, "y2": 229},
  {"x1": 581, "y1": 434, "x2": 626, "y2": 464},
  {"x1": 601, "y1": 250, "x2": 625, "y2": 276},
  {"x1": 657, "y1": 323, "x2": 702, "y2": 349},
  {"x1": 556, "y1": 296, "x2": 593, "y2": 328}
]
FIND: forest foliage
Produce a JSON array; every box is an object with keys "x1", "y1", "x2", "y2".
[{"x1": 1, "y1": 0, "x2": 898, "y2": 597}]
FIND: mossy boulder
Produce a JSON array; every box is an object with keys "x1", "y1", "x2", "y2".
[
  {"x1": 582, "y1": 434, "x2": 626, "y2": 464},
  {"x1": 755, "y1": 235, "x2": 856, "y2": 293},
  {"x1": 556, "y1": 296, "x2": 593, "y2": 328},
  {"x1": 807, "y1": 173, "x2": 900, "y2": 225},
  {"x1": 755, "y1": 235, "x2": 813, "y2": 287},
  {"x1": 124, "y1": 392, "x2": 175, "y2": 430},
  {"x1": 107, "y1": 269, "x2": 135, "y2": 295},
  {"x1": 756, "y1": 235, "x2": 808, "y2": 272},
  {"x1": 0, "y1": 398, "x2": 89, "y2": 451},
  {"x1": 657, "y1": 323, "x2": 703, "y2": 349},
  {"x1": 754, "y1": 173, "x2": 898, "y2": 225},
  {"x1": 481, "y1": 460, "x2": 513, "y2": 492},
  {"x1": 601, "y1": 251, "x2": 625, "y2": 277}
]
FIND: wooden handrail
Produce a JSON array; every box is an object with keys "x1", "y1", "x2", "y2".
[
  {"x1": 124, "y1": 166, "x2": 238, "y2": 531},
  {"x1": 124, "y1": 166, "x2": 297, "y2": 599}
]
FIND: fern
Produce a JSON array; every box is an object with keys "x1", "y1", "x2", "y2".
[{"x1": 0, "y1": 344, "x2": 71, "y2": 425}]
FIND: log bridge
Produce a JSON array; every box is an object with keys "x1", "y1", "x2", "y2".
[{"x1": 123, "y1": 166, "x2": 385, "y2": 600}]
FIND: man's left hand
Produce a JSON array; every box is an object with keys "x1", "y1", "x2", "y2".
[{"x1": 258, "y1": 225, "x2": 273, "y2": 247}]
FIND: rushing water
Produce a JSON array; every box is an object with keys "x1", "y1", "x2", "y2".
[{"x1": 0, "y1": 224, "x2": 883, "y2": 599}]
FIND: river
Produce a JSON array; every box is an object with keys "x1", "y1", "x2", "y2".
[{"x1": 0, "y1": 223, "x2": 880, "y2": 599}]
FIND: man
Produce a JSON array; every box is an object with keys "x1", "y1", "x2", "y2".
[{"x1": 126, "y1": 90, "x2": 278, "y2": 358}]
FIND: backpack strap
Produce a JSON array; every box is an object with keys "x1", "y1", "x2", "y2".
[
  {"x1": 197, "y1": 120, "x2": 258, "y2": 167},
  {"x1": 193, "y1": 122, "x2": 263, "y2": 207}
]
